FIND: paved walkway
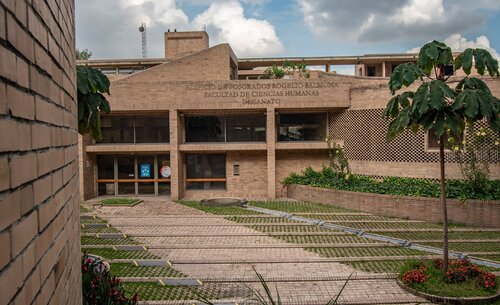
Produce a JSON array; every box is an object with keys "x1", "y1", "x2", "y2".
[{"x1": 85, "y1": 197, "x2": 430, "y2": 304}]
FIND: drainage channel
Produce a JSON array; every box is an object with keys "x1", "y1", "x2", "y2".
[{"x1": 244, "y1": 206, "x2": 500, "y2": 269}]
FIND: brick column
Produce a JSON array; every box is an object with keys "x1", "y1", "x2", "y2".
[
  {"x1": 169, "y1": 110, "x2": 183, "y2": 200},
  {"x1": 266, "y1": 108, "x2": 276, "y2": 200},
  {"x1": 0, "y1": 0, "x2": 81, "y2": 304}
]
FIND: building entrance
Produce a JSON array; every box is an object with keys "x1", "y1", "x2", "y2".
[{"x1": 96, "y1": 154, "x2": 170, "y2": 196}]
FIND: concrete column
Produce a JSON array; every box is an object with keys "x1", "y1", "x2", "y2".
[
  {"x1": 266, "y1": 108, "x2": 276, "y2": 200},
  {"x1": 325, "y1": 64, "x2": 330, "y2": 73},
  {"x1": 169, "y1": 110, "x2": 183, "y2": 200},
  {"x1": 382, "y1": 61, "x2": 386, "y2": 78}
]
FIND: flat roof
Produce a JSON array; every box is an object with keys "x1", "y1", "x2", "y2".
[{"x1": 77, "y1": 53, "x2": 421, "y2": 70}]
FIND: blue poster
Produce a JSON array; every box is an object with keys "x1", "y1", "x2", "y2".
[{"x1": 140, "y1": 164, "x2": 151, "y2": 178}]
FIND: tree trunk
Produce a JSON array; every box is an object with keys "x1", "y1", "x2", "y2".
[{"x1": 439, "y1": 135, "x2": 449, "y2": 272}]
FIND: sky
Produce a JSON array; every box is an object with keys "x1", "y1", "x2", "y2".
[{"x1": 76, "y1": 0, "x2": 500, "y2": 65}]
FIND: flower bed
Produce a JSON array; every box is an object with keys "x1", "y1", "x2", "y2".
[{"x1": 397, "y1": 259, "x2": 499, "y2": 304}]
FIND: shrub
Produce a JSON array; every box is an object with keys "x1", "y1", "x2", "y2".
[
  {"x1": 82, "y1": 253, "x2": 138, "y2": 305},
  {"x1": 283, "y1": 166, "x2": 500, "y2": 200},
  {"x1": 402, "y1": 268, "x2": 429, "y2": 285},
  {"x1": 476, "y1": 272, "x2": 497, "y2": 290}
]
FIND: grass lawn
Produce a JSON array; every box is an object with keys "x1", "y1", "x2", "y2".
[
  {"x1": 101, "y1": 198, "x2": 140, "y2": 206},
  {"x1": 180, "y1": 200, "x2": 500, "y2": 274}
]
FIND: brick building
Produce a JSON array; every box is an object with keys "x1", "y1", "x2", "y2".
[
  {"x1": 78, "y1": 31, "x2": 500, "y2": 201},
  {"x1": 0, "y1": 0, "x2": 81, "y2": 304}
]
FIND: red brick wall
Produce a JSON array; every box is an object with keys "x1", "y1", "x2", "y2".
[
  {"x1": 0, "y1": 0, "x2": 81, "y2": 304},
  {"x1": 288, "y1": 184, "x2": 500, "y2": 228}
]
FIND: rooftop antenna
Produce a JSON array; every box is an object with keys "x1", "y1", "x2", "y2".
[{"x1": 139, "y1": 22, "x2": 147, "y2": 58}]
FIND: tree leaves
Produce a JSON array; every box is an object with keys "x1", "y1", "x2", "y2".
[
  {"x1": 389, "y1": 63, "x2": 425, "y2": 94},
  {"x1": 385, "y1": 40, "x2": 500, "y2": 141},
  {"x1": 454, "y1": 48, "x2": 499, "y2": 77},
  {"x1": 456, "y1": 77, "x2": 491, "y2": 94},
  {"x1": 453, "y1": 48, "x2": 473, "y2": 75},
  {"x1": 417, "y1": 41, "x2": 453, "y2": 74},
  {"x1": 77, "y1": 66, "x2": 111, "y2": 140},
  {"x1": 77, "y1": 66, "x2": 110, "y2": 94},
  {"x1": 383, "y1": 91, "x2": 413, "y2": 118}
]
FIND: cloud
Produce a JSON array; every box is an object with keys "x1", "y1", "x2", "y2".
[
  {"x1": 76, "y1": 0, "x2": 283, "y2": 58},
  {"x1": 192, "y1": 0, "x2": 283, "y2": 57},
  {"x1": 296, "y1": 0, "x2": 493, "y2": 44},
  {"x1": 407, "y1": 34, "x2": 500, "y2": 59}
]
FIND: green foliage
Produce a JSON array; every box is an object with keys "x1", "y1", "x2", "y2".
[
  {"x1": 242, "y1": 267, "x2": 351, "y2": 305},
  {"x1": 326, "y1": 137, "x2": 350, "y2": 175},
  {"x1": 263, "y1": 60, "x2": 310, "y2": 79},
  {"x1": 77, "y1": 48, "x2": 93, "y2": 60},
  {"x1": 77, "y1": 66, "x2": 111, "y2": 141},
  {"x1": 384, "y1": 41, "x2": 500, "y2": 140},
  {"x1": 178, "y1": 200, "x2": 262, "y2": 215},
  {"x1": 447, "y1": 126, "x2": 500, "y2": 193},
  {"x1": 282, "y1": 166, "x2": 500, "y2": 200},
  {"x1": 417, "y1": 40, "x2": 453, "y2": 74},
  {"x1": 101, "y1": 198, "x2": 140, "y2": 205}
]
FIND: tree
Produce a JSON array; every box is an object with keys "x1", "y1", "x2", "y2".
[
  {"x1": 77, "y1": 66, "x2": 111, "y2": 140},
  {"x1": 383, "y1": 41, "x2": 499, "y2": 272},
  {"x1": 76, "y1": 48, "x2": 93, "y2": 60}
]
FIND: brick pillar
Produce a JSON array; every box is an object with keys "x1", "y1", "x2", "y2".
[
  {"x1": 78, "y1": 134, "x2": 95, "y2": 200},
  {"x1": 266, "y1": 108, "x2": 276, "y2": 200},
  {"x1": 0, "y1": 0, "x2": 81, "y2": 304},
  {"x1": 169, "y1": 110, "x2": 183, "y2": 200}
]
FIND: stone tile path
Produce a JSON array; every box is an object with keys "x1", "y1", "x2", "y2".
[{"x1": 84, "y1": 197, "x2": 431, "y2": 304}]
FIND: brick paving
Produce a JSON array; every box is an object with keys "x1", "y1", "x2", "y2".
[{"x1": 84, "y1": 197, "x2": 430, "y2": 304}]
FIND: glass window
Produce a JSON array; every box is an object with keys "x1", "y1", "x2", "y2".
[
  {"x1": 367, "y1": 66, "x2": 376, "y2": 77},
  {"x1": 100, "y1": 116, "x2": 134, "y2": 143},
  {"x1": 97, "y1": 155, "x2": 114, "y2": 196},
  {"x1": 185, "y1": 116, "x2": 225, "y2": 142},
  {"x1": 185, "y1": 114, "x2": 266, "y2": 142},
  {"x1": 158, "y1": 155, "x2": 171, "y2": 194},
  {"x1": 186, "y1": 154, "x2": 226, "y2": 190},
  {"x1": 135, "y1": 115, "x2": 169, "y2": 143},
  {"x1": 117, "y1": 155, "x2": 135, "y2": 179},
  {"x1": 99, "y1": 114, "x2": 169, "y2": 144},
  {"x1": 118, "y1": 183, "x2": 135, "y2": 195},
  {"x1": 277, "y1": 113, "x2": 327, "y2": 141},
  {"x1": 226, "y1": 114, "x2": 266, "y2": 142},
  {"x1": 97, "y1": 155, "x2": 114, "y2": 179}
]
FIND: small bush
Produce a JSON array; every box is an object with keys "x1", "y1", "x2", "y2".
[
  {"x1": 477, "y1": 272, "x2": 497, "y2": 289},
  {"x1": 402, "y1": 268, "x2": 429, "y2": 285}
]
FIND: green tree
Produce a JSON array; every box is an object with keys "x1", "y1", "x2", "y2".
[
  {"x1": 76, "y1": 48, "x2": 93, "y2": 60},
  {"x1": 77, "y1": 66, "x2": 111, "y2": 140},
  {"x1": 383, "y1": 41, "x2": 499, "y2": 272}
]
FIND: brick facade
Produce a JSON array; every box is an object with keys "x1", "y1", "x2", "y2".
[
  {"x1": 78, "y1": 31, "x2": 499, "y2": 201},
  {"x1": 288, "y1": 184, "x2": 500, "y2": 228},
  {"x1": 0, "y1": 0, "x2": 80, "y2": 304}
]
